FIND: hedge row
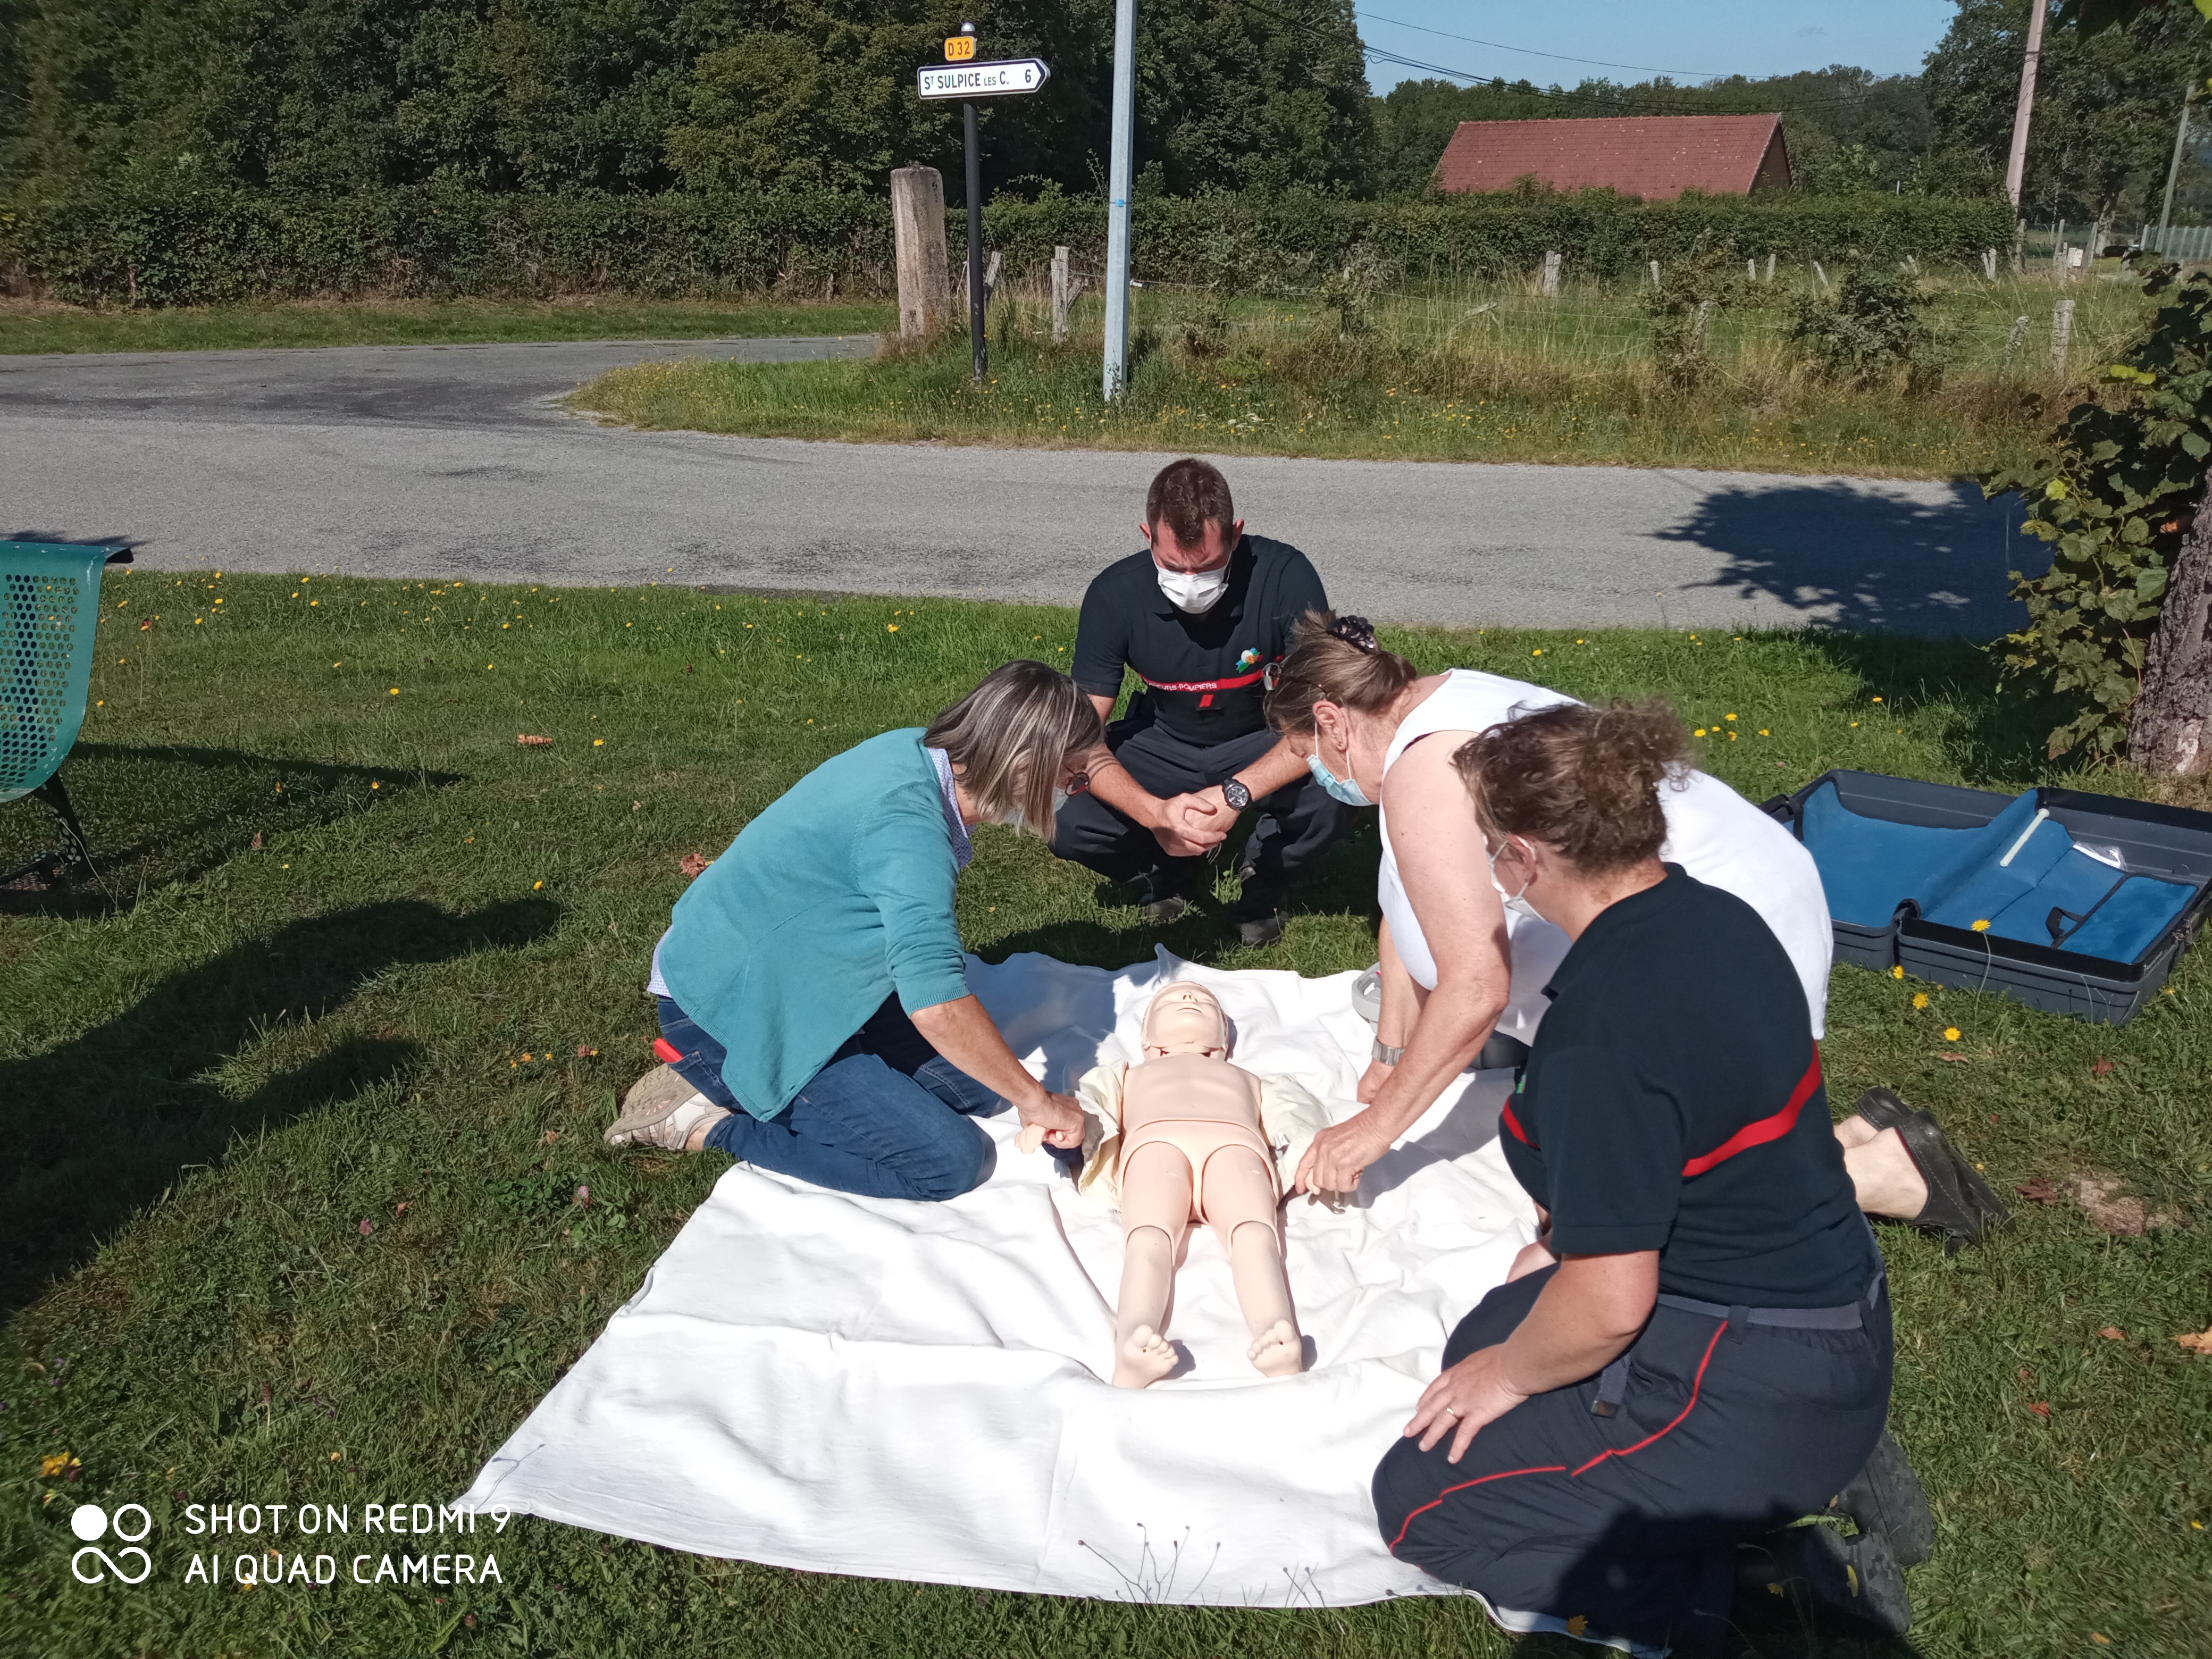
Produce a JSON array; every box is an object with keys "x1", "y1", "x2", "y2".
[{"x1": 0, "y1": 172, "x2": 2018, "y2": 307}]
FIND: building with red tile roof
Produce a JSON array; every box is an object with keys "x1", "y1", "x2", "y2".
[{"x1": 1434, "y1": 114, "x2": 1792, "y2": 200}]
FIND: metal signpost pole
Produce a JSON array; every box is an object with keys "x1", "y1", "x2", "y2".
[
  {"x1": 965, "y1": 97, "x2": 986, "y2": 383},
  {"x1": 914, "y1": 30, "x2": 1049, "y2": 387},
  {"x1": 1102, "y1": 0, "x2": 1135, "y2": 400}
]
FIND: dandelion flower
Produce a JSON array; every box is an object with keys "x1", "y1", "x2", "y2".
[
  {"x1": 1758, "y1": 728, "x2": 1770, "y2": 736},
  {"x1": 1891, "y1": 965, "x2": 1905, "y2": 980},
  {"x1": 1724, "y1": 714, "x2": 1736, "y2": 722},
  {"x1": 888, "y1": 624, "x2": 899, "y2": 632},
  {"x1": 593, "y1": 738, "x2": 605, "y2": 747},
  {"x1": 1872, "y1": 696, "x2": 1884, "y2": 703},
  {"x1": 1913, "y1": 993, "x2": 1929, "y2": 1009},
  {"x1": 1971, "y1": 919, "x2": 1991, "y2": 932},
  {"x1": 1694, "y1": 727, "x2": 1707, "y2": 736},
  {"x1": 389, "y1": 688, "x2": 400, "y2": 696},
  {"x1": 533, "y1": 881, "x2": 543, "y2": 891},
  {"x1": 1943, "y1": 1027, "x2": 1961, "y2": 1042}
]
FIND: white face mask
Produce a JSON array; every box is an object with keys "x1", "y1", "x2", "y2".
[
  {"x1": 1487, "y1": 838, "x2": 1544, "y2": 923},
  {"x1": 1155, "y1": 563, "x2": 1230, "y2": 614}
]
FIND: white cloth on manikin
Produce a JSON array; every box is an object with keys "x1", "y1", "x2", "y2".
[{"x1": 1375, "y1": 669, "x2": 1833, "y2": 1040}]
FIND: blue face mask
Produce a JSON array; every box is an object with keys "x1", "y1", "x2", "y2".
[{"x1": 1307, "y1": 749, "x2": 1372, "y2": 808}]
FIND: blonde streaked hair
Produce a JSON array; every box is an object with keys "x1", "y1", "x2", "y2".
[
  {"x1": 925, "y1": 660, "x2": 1103, "y2": 835},
  {"x1": 1263, "y1": 609, "x2": 1419, "y2": 735}
]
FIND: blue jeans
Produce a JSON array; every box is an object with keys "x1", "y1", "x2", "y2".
[{"x1": 654, "y1": 993, "x2": 1008, "y2": 1201}]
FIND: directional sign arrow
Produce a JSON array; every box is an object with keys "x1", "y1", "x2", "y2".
[{"x1": 917, "y1": 58, "x2": 1051, "y2": 99}]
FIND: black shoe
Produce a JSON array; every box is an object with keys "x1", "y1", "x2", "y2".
[
  {"x1": 1828, "y1": 1430, "x2": 1936, "y2": 1566},
  {"x1": 1228, "y1": 876, "x2": 1286, "y2": 947},
  {"x1": 1118, "y1": 873, "x2": 1192, "y2": 926},
  {"x1": 1854, "y1": 1086, "x2": 2014, "y2": 1256},
  {"x1": 1737, "y1": 1524, "x2": 1912, "y2": 1639}
]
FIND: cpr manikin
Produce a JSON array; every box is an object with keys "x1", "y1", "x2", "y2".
[{"x1": 1103, "y1": 983, "x2": 1303, "y2": 1388}]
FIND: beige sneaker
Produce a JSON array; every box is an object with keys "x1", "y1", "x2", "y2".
[{"x1": 605, "y1": 1063, "x2": 731, "y2": 1150}]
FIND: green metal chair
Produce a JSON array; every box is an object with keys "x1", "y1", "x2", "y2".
[{"x1": 3, "y1": 538, "x2": 135, "y2": 894}]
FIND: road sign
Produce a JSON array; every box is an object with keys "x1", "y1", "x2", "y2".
[
  {"x1": 917, "y1": 58, "x2": 1050, "y2": 99},
  {"x1": 943, "y1": 35, "x2": 975, "y2": 60}
]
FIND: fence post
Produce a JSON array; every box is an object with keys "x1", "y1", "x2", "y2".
[
  {"x1": 1983, "y1": 248, "x2": 1997, "y2": 280},
  {"x1": 1648, "y1": 259, "x2": 1662, "y2": 292},
  {"x1": 2001, "y1": 314, "x2": 2030, "y2": 373},
  {"x1": 1747, "y1": 258, "x2": 1756, "y2": 284},
  {"x1": 1765, "y1": 252, "x2": 1775, "y2": 282},
  {"x1": 2051, "y1": 299, "x2": 2075, "y2": 379},
  {"x1": 2013, "y1": 216, "x2": 2026, "y2": 273},
  {"x1": 891, "y1": 166, "x2": 950, "y2": 338},
  {"x1": 1541, "y1": 249, "x2": 1561, "y2": 297},
  {"x1": 1051, "y1": 246, "x2": 1070, "y2": 342}
]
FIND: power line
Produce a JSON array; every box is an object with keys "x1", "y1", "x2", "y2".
[{"x1": 1355, "y1": 10, "x2": 1734, "y2": 81}]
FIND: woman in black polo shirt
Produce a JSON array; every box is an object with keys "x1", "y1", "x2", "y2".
[{"x1": 1371, "y1": 699, "x2": 1913, "y2": 1655}]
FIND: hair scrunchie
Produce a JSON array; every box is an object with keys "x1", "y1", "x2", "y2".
[{"x1": 1326, "y1": 615, "x2": 1378, "y2": 654}]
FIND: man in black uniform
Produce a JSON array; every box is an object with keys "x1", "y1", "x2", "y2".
[{"x1": 1052, "y1": 457, "x2": 1357, "y2": 947}]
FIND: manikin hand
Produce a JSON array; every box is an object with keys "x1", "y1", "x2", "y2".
[
  {"x1": 1292, "y1": 1109, "x2": 1396, "y2": 1196},
  {"x1": 1017, "y1": 1089, "x2": 1085, "y2": 1150},
  {"x1": 1404, "y1": 1343, "x2": 1529, "y2": 1464},
  {"x1": 1354, "y1": 1058, "x2": 1395, "y2": 1106}
]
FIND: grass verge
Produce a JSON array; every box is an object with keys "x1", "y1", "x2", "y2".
[
  {"x1": 568, "y1": 276, "x2": 2149, "y2": 478},
  {"x1": 3, "y1": 572, "x2": 2208, "y2": 1657},
  {"x1": 0, "y1": 296, "x2": 892, "y2": 356}
]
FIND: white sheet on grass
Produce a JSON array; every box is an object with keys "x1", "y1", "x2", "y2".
[{"x1": 459, "y1": 947, "x2": 1538, "y2": 1607}]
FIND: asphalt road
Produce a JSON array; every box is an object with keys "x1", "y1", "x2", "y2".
[{"x1": 3, "y1": 338, "x2": 2027, "y2": 632}]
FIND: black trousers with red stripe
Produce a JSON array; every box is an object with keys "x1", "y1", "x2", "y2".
[{"x1": 1371, "y1": 1266, "x2": 1891, "y2": 1655}]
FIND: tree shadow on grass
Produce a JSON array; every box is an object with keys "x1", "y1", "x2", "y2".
[
  {"x1": 1660, "y1": 477, "x2": 2030, "y2": 638},
  {"x1": 0, "y1": 896, "x2": 557, "y2": 1315},
  {"x1": 1802, "y1": 632, "x2": 2075, "y2": 790},
  {"x1": 0, "y1": 743, "x2": 465, "y2": 919}
]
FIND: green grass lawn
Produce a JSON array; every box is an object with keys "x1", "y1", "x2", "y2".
[
  {"x1": 0, "y1": 296, "x2": 892, "y2": 356},
  {"x1": 3, "y1": 573, "x2": 2208, "y2": 1657},
  {"x1": 567, "y1": 273, "x2": 2149, "y2": 479}
]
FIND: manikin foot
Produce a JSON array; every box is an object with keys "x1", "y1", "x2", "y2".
[
  {"x1": 1113, "y1": 1324, "x2": 1178, "y2": 1389},
  {"x1": 1247, "y1": 1319, "x2": 1303, "y2": 1378}
]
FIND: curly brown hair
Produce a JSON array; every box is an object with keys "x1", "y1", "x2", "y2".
[{"x1": 1451, "y1": 698, "x2": 1692, "y2": 873}]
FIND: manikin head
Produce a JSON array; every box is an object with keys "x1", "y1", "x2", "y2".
[{"x1": 1139, "y1": 982, "x2": 1231, "y2": 1060}]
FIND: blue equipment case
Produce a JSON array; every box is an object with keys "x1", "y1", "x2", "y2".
[{"x1": 1761, "y1": 769, "x2": 2212, "y2": 1025}]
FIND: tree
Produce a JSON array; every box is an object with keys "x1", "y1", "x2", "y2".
[{"x1": 1923, "y1": 0, "x2": 2212, "y2": 220}]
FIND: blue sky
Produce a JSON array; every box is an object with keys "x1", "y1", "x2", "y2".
[{"x1": 1356, "y1": 1, "x2": 1962, "y2": 91}]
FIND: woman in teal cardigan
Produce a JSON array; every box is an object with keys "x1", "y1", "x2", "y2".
[{"x1": 605, "y1": 661, "x2": 1101, "y2": 1200}]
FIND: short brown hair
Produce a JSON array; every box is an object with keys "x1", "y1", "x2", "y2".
[
  {"x1": 1145, "y1": 458, "x2": 1235, "y2": 544},
  {"x1": 925, "y1": 661, "x2": 1104, "y2": 835},
  {"x1": 1263, "y1": 610, "x2": 1419, "y2": 735},
  {"x1": 1451, "y1": 698, "x2": 1691, "y2": 874}
]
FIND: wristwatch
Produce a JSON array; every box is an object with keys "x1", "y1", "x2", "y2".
[
  {"x1": 1372, "y1": 1040, "x2": 1405, "y2": 1065},
  {"x1": 1222, "y1": 777, "x2": 1253, "y2": 811}
]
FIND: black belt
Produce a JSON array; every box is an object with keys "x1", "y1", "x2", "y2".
[{"x1": 1589, "y1": 1262, "x2": 1887, "y2": 1418}]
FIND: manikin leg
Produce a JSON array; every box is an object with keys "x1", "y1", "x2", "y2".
[
  {"x1": 1113, "y1": 1142, "x2": 1192, "y2": 1388},
  {"x1": 1204, "y1": 1145, "x2": 1303, "y2": 1377}
]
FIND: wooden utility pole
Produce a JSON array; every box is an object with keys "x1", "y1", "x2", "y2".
[
  {"x1": 2004, "y1": 0, "x2": 2049, "y2": 211},
  {"x1": 2158, "y1": 91, "x2": 2194, "y2": 252},
  {"x1": 891, "y1": 167, "x2": 950, "y2": 338}
]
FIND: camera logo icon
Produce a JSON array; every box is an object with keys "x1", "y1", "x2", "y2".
[{"x1": 70, "y1": 1504, "x2": 154, "y2": 1585}]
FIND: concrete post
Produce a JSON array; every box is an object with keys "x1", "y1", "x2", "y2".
[
  {"x1": 2051, "y1": 299, "x2": 2075, "y2": 379},
  {"x1": 891, "y1": 167, "x2": 950, "y2": 338},
  {"x1": 1052, "y1": 246, "x2": 1070, "y2": 342},
  {"x1": 1541, "y1": 250, "x2": 1561, "y2": 297}
]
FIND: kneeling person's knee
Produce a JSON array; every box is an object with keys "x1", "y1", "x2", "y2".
[{"x1": 898, "y1": 1117, "x2": 997, "y2": 1201}]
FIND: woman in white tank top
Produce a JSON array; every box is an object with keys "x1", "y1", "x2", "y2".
[{"x1": 1261, "y1": 614, "x2": 1838, "y2": 1201}]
